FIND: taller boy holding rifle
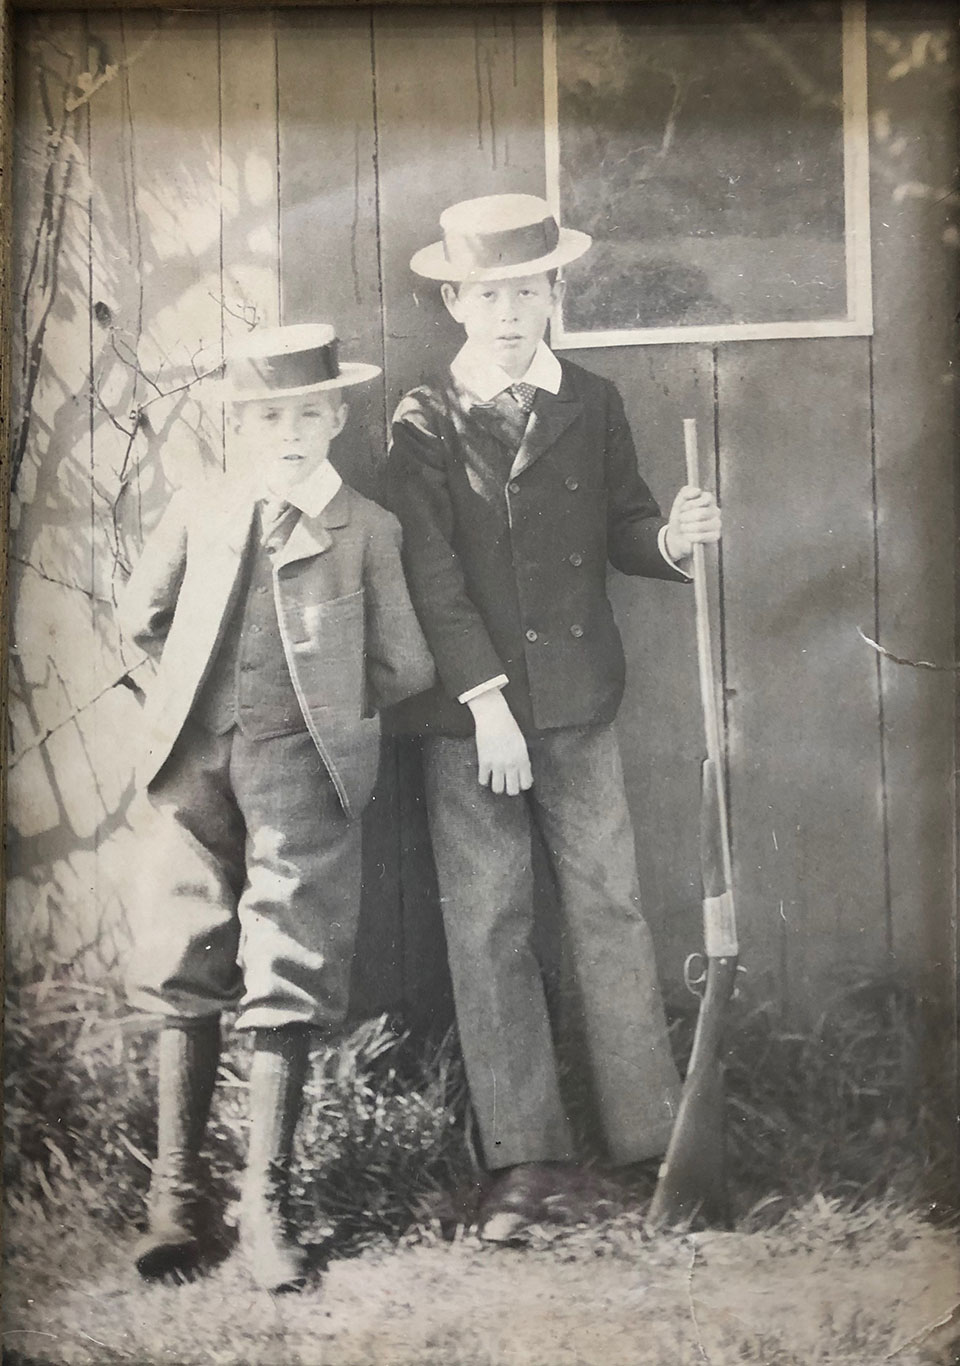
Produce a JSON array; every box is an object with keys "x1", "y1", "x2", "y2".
[{"x1": 387, "y1": 194, "x2": 722, "y2": 1240}]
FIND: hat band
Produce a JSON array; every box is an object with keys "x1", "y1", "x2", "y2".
[
  {"x1": 442, "y1": 215, "x2": 561, "y2": 274},
  {"x1": 233, "y1": 340, "x2": 340, "y2": 393}
]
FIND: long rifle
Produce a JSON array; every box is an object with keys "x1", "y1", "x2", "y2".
[{"x1": 648, "y1": 418, "x2": 739, "y2": 1229}]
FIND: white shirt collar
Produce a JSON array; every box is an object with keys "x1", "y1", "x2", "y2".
[
  {"x1": 449, "y1": 339, "x2": 562, "y2": 404},
  {"x1": 261, "y1": 459, "x2": 343, "y2": 518}
]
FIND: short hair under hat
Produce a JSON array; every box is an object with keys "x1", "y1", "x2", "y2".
[{"x1": 410, "y1": 194, "x2": 592, "y2": 283}]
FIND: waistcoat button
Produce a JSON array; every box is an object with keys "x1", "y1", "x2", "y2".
[
  {"x1": 525, "y1": 628, "x2": 539, "y2": 643},
  {"x1": 507, "y1": 481, "x2": 521, "y2": 495},
  {"x1": 569, "y1": 552, "x2": 583, "y2": 567},
  {"x1": 565, "y1": 476, "x2": 579, "y2": 492},
  {"x1": 570, "y1": 624, "x2": 584, "y2": 639}
]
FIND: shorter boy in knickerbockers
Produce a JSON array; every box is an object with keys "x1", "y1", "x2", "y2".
[
  {"x1": 121, "y1": 324, "x2": 434, "y2": 1291},
  {"x1": 387, "y1": 195, "x2": 721, "y2": 1241}
]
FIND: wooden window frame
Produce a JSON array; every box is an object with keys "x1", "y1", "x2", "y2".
[{"x1": 544, "y1": 0, "x2": 874, "y2": 348}]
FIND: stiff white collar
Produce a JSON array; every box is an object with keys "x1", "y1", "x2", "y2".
[
  {"x1": 259, "y1": 459, "x2": 343, "y2": 518},
  {"x1": 450, "y1": 340, "x2": 562, "y2": 404}
]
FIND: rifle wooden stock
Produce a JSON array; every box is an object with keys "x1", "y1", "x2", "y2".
[
  {"x1": 648, "y1": 418, "x2": 738, "y2": 1229},
  {"x1": 647, "y1": 759, "x2": 737, "y2": 1227}
]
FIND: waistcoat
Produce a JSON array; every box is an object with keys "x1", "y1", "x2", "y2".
[{"x1": 192, "y1": 505, "x2": 307, "y2": 739}]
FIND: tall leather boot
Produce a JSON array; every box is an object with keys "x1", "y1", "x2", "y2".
[
  {"x1": 135, "y1": 1016, "x2": 221, "y2": 1279},
  {"x1": 239, "y1": 1025, "x2": 310, "y2": 1293}
]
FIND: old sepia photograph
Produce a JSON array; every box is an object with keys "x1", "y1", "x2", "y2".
[{"x1": 3, "y1": 2, "x2": 958, "y2": 1363}]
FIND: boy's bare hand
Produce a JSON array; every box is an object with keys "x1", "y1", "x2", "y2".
[
  {"x1": 665, "y1": 485, "x2": 722, "y2": 563},
  {"x1": 466, "y1": 689, "x2": 533, "y2": 796}
]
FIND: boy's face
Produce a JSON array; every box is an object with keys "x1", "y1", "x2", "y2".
[
  {"x1": 233, "y1": 392, "x2": 347, "y2": 494},
  {"x1": 442, "y1": 273, "x2": 564, "y2": 379}
]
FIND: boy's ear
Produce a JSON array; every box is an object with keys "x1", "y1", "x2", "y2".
[
  {"x1": 440, "y1": 281, "x2": 463, "y2": 322},
  {"x1": 331, "y1": 398, "x2": 348, "y2": 439}
]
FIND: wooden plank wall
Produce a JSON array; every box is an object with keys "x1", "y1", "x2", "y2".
[
  {"x1": 10, "y1": 3, "x2": 956, "y2": 1028},
  {"x1": 869, "y1": 12, "x2": 958, "y2": 1002}
]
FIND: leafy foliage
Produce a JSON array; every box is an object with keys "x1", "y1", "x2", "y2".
[
  {"x1": 3, "y1": 971, "x2": 475, "y2": 1254},
  {"x1": 3, "y1": 972, "x2": 157, "y2": 1229},
  {"x1": 721, "y1": 972, "x2": 957, "y2": 1222},
  {"x1": 5, "y1": 964, "x2": 955, "y2": 1260}
]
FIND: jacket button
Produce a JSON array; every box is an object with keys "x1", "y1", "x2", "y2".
[
  {"x1": 565, "y1": 476, "x2": 579, "y2": 491},
  {"x1": 525, "y1": 628, "x2": 539, "y2": 643},
  {"x1": 507, "y1": 481, "x2": 521, "y2": 495},
  {"x1": 568, "y1": 552, "x2": 583, "y2": 567},
  {"x1": 570, "y1": 624, "x2": 584, "y2": 639}
]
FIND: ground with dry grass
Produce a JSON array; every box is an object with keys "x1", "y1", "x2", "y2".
[
  {"x1": 4, "y1": 1197, "x2": 959, "y2": 1365},
  {"x1": 4, "y1": 974, "x2": 958, "y2": 1366}
]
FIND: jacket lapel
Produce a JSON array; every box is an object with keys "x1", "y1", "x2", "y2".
[
  {"x1": 196, "y1": 489, "x2": 257, "y2": 633},
  {"x1": 272, "y1": 485, "x2": 350, "y2": 570},
  {"x1": 510, "y1": 385, "x2": 583, "y2": 479},
  {"x1": 155, "y1": 489, "x2": 255, "y2": 734}
]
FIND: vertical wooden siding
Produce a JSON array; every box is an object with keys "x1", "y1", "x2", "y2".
[
  {"x1": 10, "y1": 3, "x2": 956, "y2": 1024},
  {"x1": 719, "y1": 338, "x2": 887, "y2": 1002},
  {"x1": 868, "y1": 12, "x2": 958, "y2": 998}
]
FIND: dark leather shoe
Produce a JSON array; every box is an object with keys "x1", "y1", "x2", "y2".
[{"x1": 477, "y1": 1163, "x2": 565, "y2": 1243}]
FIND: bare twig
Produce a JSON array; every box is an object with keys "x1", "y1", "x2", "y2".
[
  {"x1": 139, "y1": 361, "x2": 222, "y2": 410},
  {"x1": 8, "y1": 660, "x2": 150, "y2": 769}
]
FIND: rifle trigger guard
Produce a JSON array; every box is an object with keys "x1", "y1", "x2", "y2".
[{"x1": 683, "y1": 952, "x2": 708, "y2": 997}]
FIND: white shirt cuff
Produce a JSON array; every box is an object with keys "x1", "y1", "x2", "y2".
[
  {"x1": 658, "y1": 524, "x2": 692, "y2": 578},
  {"x1": 458, "y1": 674, "x2": 510, "y2": 705}
]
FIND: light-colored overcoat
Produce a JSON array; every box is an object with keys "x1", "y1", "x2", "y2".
[{"x1": 120, "y1": 478, "x2": 435, "y2": 817}]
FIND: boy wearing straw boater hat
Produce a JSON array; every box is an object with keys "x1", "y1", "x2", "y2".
[
  {"x1": 387, "y1": 195, "x2": 721, "y2": 1239},
  {"x1": 120, "y1": 323, "x2": 434, "y2": 1291}
]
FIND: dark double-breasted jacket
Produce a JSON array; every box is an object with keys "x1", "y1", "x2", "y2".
[{"x1": 386, "y1": 356, "x2": 688, "y2": 738}]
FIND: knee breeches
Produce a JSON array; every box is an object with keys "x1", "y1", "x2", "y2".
[{"x1": 128, "y1": 723, "x2": 361, "y2": 1032}]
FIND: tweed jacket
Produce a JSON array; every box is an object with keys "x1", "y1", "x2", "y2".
[
  {"x1": 386, "y1": 356, "x2": 688, "y2": 737},
  {"x1": 120, "y1": 478, "x2": 435, "y2": 817}
]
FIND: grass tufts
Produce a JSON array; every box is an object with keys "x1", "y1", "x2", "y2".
[
  {"x1": 720, "y1": 970, "x2": 957, "y2": 1222},
  {"x1": 211, "y1": 1016, "x2": 476, "y2": 1253},
  {"x1": 4, "y1": 961, "x2": 956, "y2": 1258}
]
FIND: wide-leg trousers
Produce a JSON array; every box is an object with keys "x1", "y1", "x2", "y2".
[
  {"x1": 128, "y1": 721, "x2": 361, "y2": 1032},
  {"x1": 423, "y1": 723, "x2": 681, "y2": 1170}
]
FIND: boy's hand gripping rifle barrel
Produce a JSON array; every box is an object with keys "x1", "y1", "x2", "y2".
[{"x1": 648, "y1": 418, "x2": 739, "y2": 1229}]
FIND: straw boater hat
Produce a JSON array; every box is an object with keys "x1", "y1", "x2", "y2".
[
  {"x1": 410, "y1": 194, "x2": 592, "y2": 282},
  {"x1": 220, "y1": 323, "x2": 381, "y2": 403}
]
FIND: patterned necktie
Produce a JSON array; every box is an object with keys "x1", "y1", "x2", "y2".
[
  {"x1": 259, "y1": 497, "x2": 295, "y2": 550},
  {"x1": 509, "y1": 381, "x2": 538, "y2": 415}
]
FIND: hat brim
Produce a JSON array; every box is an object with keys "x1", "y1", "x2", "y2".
[
  {"x1": 409, "y1": 228, "x2": 592, "y2": 282},
  {"x1": 216, "y1": 361, "x2": 382, "y2": 405}
]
